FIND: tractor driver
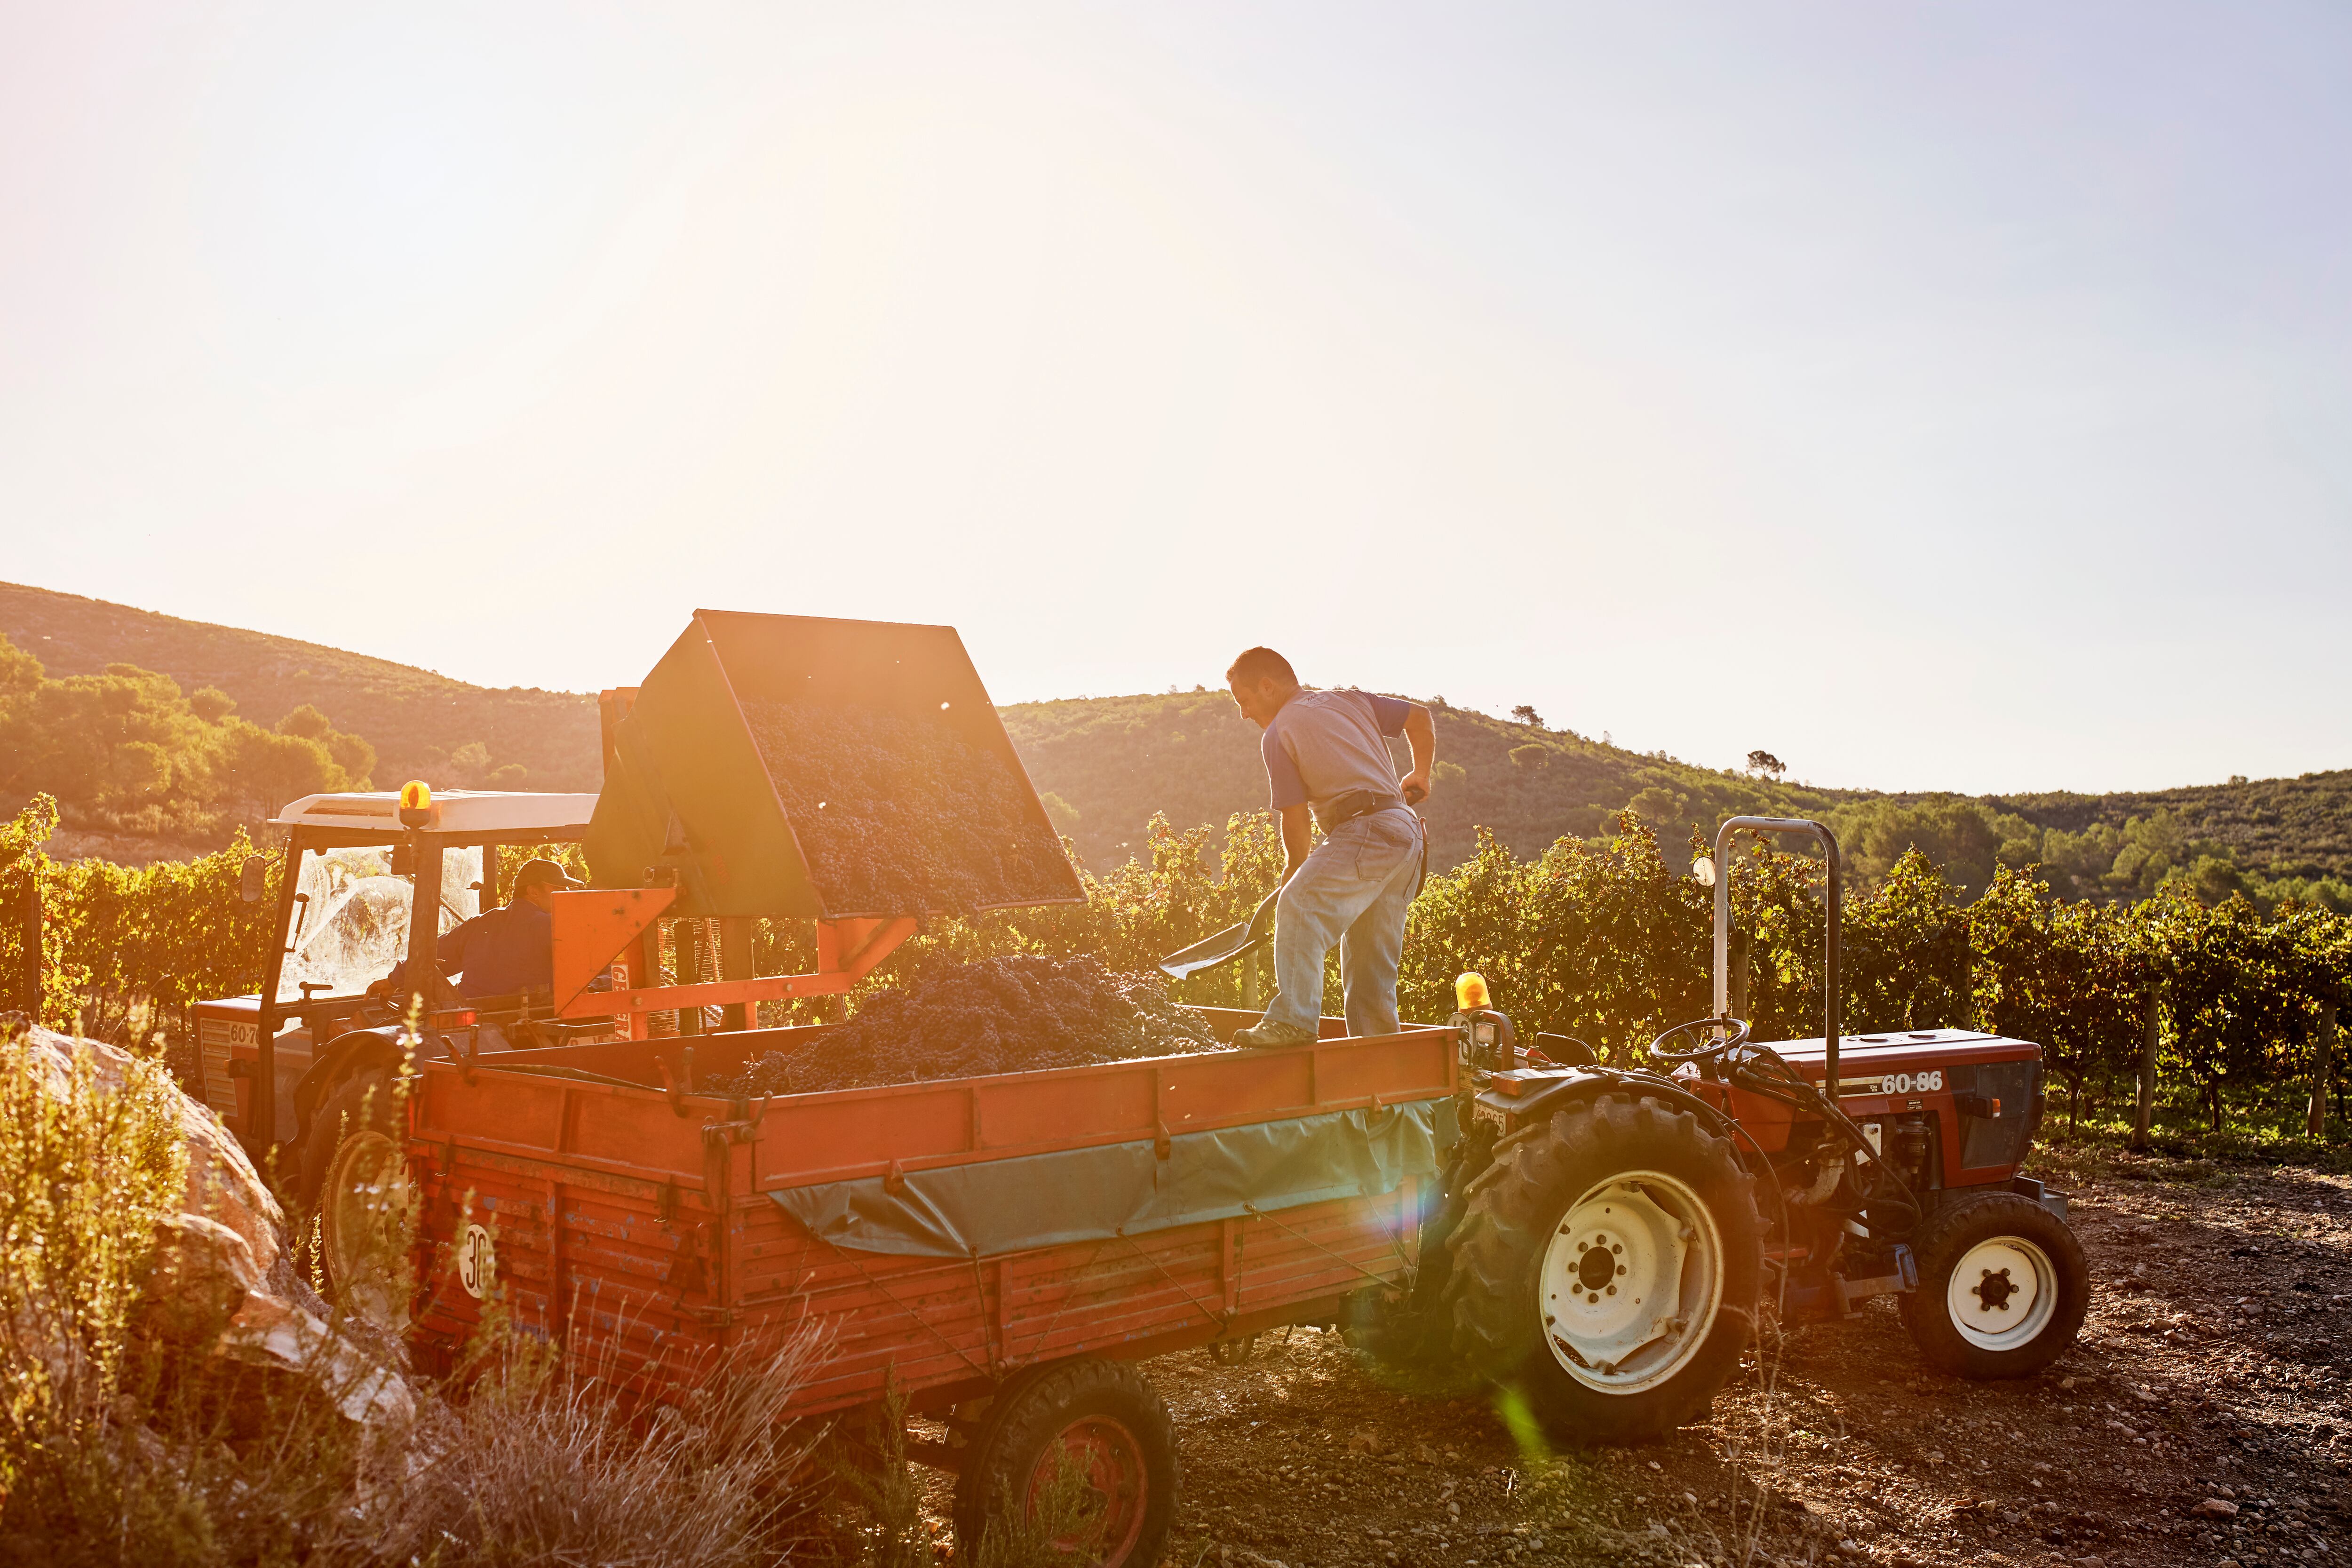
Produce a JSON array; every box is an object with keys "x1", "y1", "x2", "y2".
[
  {"x1": 371, "y1": 856, "x2": 581, "y2": 1011},
  {"x1": 1224, "y1": 647, "x2": 1434, "y2": 1047}
]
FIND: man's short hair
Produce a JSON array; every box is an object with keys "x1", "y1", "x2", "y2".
[{"x1": 1226, "y1": 647, "x2": 1298, "y2": 688}]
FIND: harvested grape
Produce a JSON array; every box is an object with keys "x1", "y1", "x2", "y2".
[
  {"x1": 707, "y1": 954, "x2": 1230, "y2": 1097},
  {"x1": 740, "y1": 700, "x2": 1073, "y2": 915}
]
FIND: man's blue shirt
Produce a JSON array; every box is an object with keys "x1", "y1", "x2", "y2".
[
  {"x1": 1261, "y1": 689, "x2": 1414, "y2": 828},
  {"x1": 388, "y1": 901, "x2": 553, "y2": 1000}
]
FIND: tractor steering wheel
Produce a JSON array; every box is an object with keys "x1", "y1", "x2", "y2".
[{"x1": 1647, "y1": 1015, "x2": 1753, "y2": 1065}]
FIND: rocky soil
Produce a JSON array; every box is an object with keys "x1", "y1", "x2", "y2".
[{"x1": 909, "y1": 1151, "x2": 2352, "y2": 1568}]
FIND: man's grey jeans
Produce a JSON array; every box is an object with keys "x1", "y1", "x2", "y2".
[{"x1": 1263, "y1": 806, "x2": 1424, "y2": 1038}]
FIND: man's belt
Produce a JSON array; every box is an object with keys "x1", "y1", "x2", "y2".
[{"x1": 1313, "y1": 790, "x2": 1408, "y2": 832}]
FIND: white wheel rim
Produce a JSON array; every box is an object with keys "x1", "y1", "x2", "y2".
[
  {"x1": 321, "y1": 1128, "x2": 411, "y2": 1328},
  {"x1": 1538, "y1": 1170, "x2": 1723, "y2": 1394},
  {"x1": 1946, "y1": 1235, "x2": 2057, "y2": 1351}
]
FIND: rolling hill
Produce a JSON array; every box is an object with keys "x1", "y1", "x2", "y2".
[
  {"x1": 8, "y1": 581, "x2": 2351, "y2": 891},
  {"x1": 0, "y1": 581, "x2": 600, "y2": 792}
]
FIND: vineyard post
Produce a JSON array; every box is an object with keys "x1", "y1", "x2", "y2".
[
  {"x1": 18, "y1": 872, "x2": 37, "y2": 1021},
  {"x1": 2310, "y1": 998, "x2": 2336, "y2": 1139},
  {"x1": 2130, "y1": 984, "x2": 2163, "y2": 1152}
]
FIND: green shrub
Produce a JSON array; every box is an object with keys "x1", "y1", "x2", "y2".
[{"x1": 0, "y1": 1023, "x2": 188, "y2": 1501}]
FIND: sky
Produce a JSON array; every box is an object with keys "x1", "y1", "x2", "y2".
[{"x1": 4, "y1": 2, "x2": 2349, "y2": 796}]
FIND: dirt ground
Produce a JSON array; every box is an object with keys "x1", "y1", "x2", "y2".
[{"x1": 913, "y1": 1152, "x2": 2352, "y2": 1568}]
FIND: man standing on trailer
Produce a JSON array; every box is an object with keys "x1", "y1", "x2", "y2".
[{"x1": 1225, "y1": 647, "x2": 1435, "y2": 1046}]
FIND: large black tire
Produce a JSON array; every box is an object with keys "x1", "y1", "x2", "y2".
[
  {"x1": 951, "y1": 1359, "x2": 1178, "y2": 1568},
  {"x1": 1343, "y1": 1114, "x2": 1492, "y2": 1384},
  {"x1": 1899, "y1": 1191, "x2": 2088, "y2": 1379},
  {"x1": 1445, "y1": 1093, "x2": 1763, "y2": 1445},
  {"x1": 298, "y1": 1067, "x2": 410, "y2": 1325}
]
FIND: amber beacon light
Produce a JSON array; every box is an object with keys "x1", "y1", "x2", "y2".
[{"x1": 397, "y1": 780, "x2": 434, "y2": 829}]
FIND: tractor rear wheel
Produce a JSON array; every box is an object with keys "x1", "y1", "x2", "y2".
[
  {"x1": 1445, "y1": 1093, "x2": 1762, "y2": 1445},
  {"x1": 1899, "y1": 1191, "x2": 2087, "y2": 1378},
  {"x1": 299, "y1": 1067, "x2": 412, "y2": 1327},
  {"x1": 951, "y1": 1358, "x2": 1177, "y2": 1568}
]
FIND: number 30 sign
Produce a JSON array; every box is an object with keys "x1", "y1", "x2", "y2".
[{"x1": 459, "y1": 1223, "x2": 497, "y2": 1300}]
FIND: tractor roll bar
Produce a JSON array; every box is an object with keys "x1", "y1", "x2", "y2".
[{"x1": 1711, "y1": 816, "x2": 1843, "y2": 1097}]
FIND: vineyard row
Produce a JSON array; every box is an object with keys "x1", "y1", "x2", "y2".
[{"x1": 2, "y1": 796, "x2": 2343, "y2": 1130}]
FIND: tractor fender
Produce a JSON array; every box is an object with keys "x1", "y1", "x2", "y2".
[
  {"x1": 291, "y1": 1027, "x2": 408, "y2": 1144},
  {"x1": 1492, "y1": 1067, "x2": 1754, "y2": 1169}
]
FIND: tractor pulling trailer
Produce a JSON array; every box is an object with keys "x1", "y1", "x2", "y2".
[{"x1": 193, "y1": 613, "x2": 2086, "y2": 1568}]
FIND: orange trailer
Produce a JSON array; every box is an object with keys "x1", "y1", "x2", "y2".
[
  {"x1": 408, "y1": 1012, "x2": 1451, "y2": 1397},
  {"x1": 405, "y1": 1013, "x2": 1454, "y2": 1566}
]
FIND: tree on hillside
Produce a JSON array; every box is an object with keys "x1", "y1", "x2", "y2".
[
  {"x1": 1746, "y1": 749, "x2": 1785, "y2": 780},
  {"x1": 214, "y1": 724, "x2": 348, "y2": 825},
  {"x1": 1828, "y1": 797, "x2": 2041, "y2": 903},
  {"x1": 2039, "y1": 808, "x2": 2241, "y2": 904},
  {"x1": 1510, "y1": 704, "x2": 1544, "y2": 728},
  {"x1": 1623, "y1": 788, "x2": 1693, "y2": 844},
  {"x1": 0, "y1": 636, "x2": 40, "y2": 701},
  {"x1": 279, "y1": 703, "x2": 376, "y2": 784},
  {"x1": 0, "y1": 660, "x2": 215, "y2": 823},
  {"x1": 0, "y1": 634, "x2": 376, "y2": 840}
]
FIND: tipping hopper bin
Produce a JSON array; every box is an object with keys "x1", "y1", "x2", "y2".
[{"x1": 585, "y1": 610, "x2": 1082, "y2": 922}]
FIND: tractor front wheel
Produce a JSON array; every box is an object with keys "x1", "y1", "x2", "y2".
[
  {"x1": 1445, "y1": 1093, "x2": 1763, "y2": 1445},
  {"x1": 952, "y1": 1358, "x2": 1178, "y2": 1568},
  {"x1": 1899, "y1": 1191, "x2": 2087, "y2": 1378},
  {"x1": 298, "y1": 1067, "x2": 412, "y2": 1327}
]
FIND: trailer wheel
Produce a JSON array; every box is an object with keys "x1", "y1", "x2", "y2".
[
  {"x1": 952, "y1": 1359, "x2": 1177, "y2": 1568},
  {"x1": 299, "y1": 1067, "x2": 411, "y2": 1327},
  {"x1": 1445, "y1": 1093, "x2": 1762, "y2": 1445},
  {"x1": 1899, "y1": 1191, "x2": 2087, "y2": 1379}
]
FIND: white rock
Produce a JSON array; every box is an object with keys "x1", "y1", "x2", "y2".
[{"x1": 20, "y1": 1027, "x2": 410, "y2": 1426}]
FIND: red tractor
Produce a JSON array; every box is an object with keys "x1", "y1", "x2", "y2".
[{"x1": 1361, "y1": 816, "x2": 2088, "y2": 1443}]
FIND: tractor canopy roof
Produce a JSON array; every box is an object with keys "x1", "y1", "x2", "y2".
[{"x1": 270, "y1": 788, "x2": 598, "y2": 842}]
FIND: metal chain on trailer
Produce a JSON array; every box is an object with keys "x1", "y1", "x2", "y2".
[
  {"x1": 834, "y1": 1250, "x2": 996, "y2": 1382},
  {"x1": 1240, "y1": 1202, "x2": 1408, "y2": 1293},
  {"x1": 1004, "y1": 1236, "x2": 1116, "y2": 1367},
  {"x1": 1108, "y1": 1230, "x2": 1228, "y2": 1335}
]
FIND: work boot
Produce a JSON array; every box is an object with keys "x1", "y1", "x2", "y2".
[{"x1": 1232, "y1": 1019, "x2": 1317, "y2": 1049}]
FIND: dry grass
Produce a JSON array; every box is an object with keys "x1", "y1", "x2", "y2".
[{"x1": 330, "y1": 1310, "x2": 829, "y2": 1568}]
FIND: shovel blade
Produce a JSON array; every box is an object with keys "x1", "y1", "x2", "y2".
[
  {"x1": 1156, "y1": 890, "x2": 1279, "y2": 980},
  {"x1": 1158, "y1": 922, "x2": 1263, "y2": 980}
]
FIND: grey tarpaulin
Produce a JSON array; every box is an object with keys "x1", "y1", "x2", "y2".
[{"x1": 768, "y1": 1098, "x2": 1458, "y2": 1259}]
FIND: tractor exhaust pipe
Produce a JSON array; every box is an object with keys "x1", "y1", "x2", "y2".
[{"x1": 1711, "y1": 817, "x2": 1842, "y2": 1097}]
